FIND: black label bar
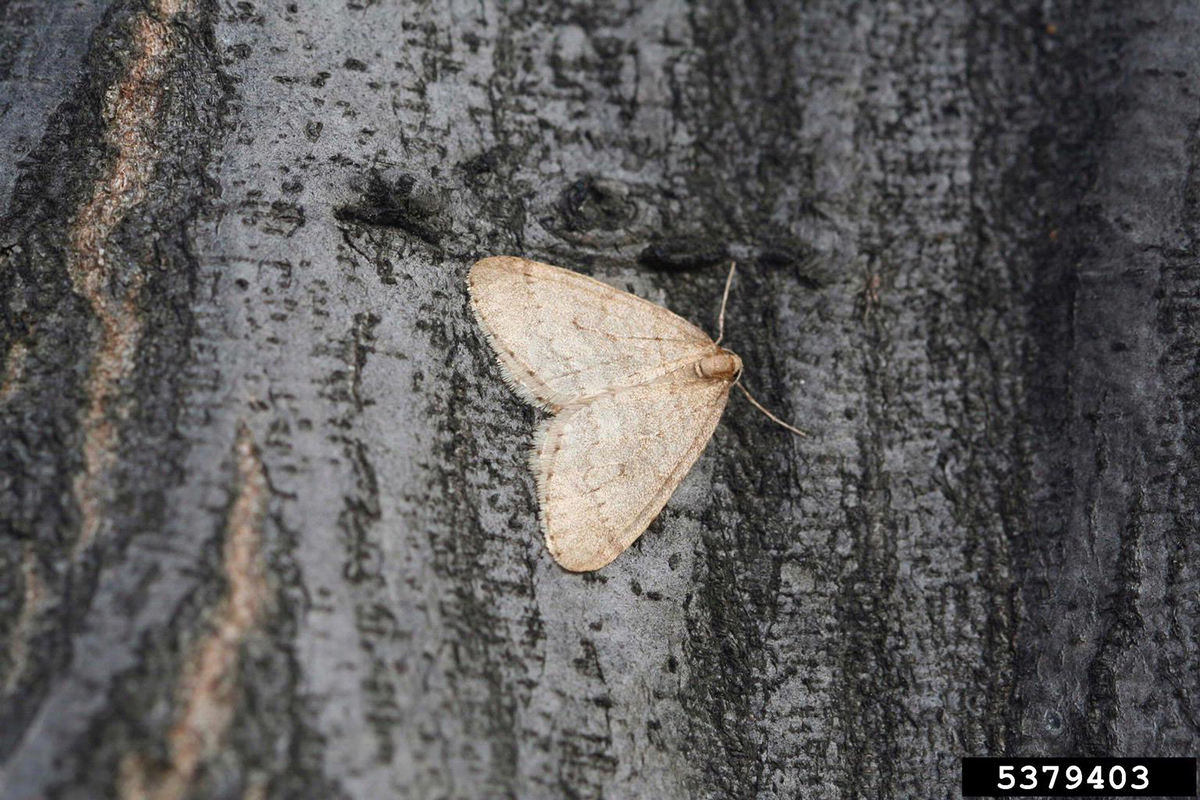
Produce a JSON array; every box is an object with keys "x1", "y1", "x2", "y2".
[{"x1": 961, "y1": 757, "x2": 1196, "y2": 797}]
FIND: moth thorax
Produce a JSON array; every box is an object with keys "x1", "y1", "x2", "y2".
[{"x1": 695, "y1": 350, "x2": 742, "y2": 381}]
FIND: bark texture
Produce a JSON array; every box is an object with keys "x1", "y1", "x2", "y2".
[{"x1": 1, "y1": 1, "x2": 1198, "y2": 798}]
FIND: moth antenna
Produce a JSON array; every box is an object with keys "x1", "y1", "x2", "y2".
[
  {"x1": 714, "y1": 261, "x2": 736, "y2": 346},
  {"x1": 734, "y1": 381, "x2": 807, "y2": 437}
]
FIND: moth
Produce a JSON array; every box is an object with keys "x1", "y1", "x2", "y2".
[{"x1": 468, "y1": 256, "x2": 802, "y2": 571}]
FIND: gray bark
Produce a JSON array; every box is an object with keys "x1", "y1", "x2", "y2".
[{"x1": 1, "y1": 1, "x2": 1197, "y2": 798}]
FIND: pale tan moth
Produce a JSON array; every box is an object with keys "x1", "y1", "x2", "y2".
[{"x1": 468, "y1": 256, "x2": 803, "y2": 572}]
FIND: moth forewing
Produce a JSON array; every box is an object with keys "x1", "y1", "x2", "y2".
[
  {"x1": 534, "y1": 372, "x2": 733, "y2": 571},
  {"x1": 467, "y1": 257, "x2": 715, "y2": 409}
]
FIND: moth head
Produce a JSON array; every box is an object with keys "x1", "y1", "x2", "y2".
[{"x1": 695, "y1": 348, "x2": 743, "y2": 381}]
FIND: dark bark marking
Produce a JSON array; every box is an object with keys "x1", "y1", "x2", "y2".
[{"x1": 334, "y1": 170, "x2": 447, "y2": 246}]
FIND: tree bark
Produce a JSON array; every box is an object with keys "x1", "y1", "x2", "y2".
[{"x1": 1, "y1": 1, "x2": 1197, "y2": 798}]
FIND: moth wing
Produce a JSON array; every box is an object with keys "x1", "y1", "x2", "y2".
[
  {"x1": 534, "y1": 373, "x2": 732, "y2": 571},
  {"x1": 468, "y1": 256, "x2": 716, "y2": 409}
]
